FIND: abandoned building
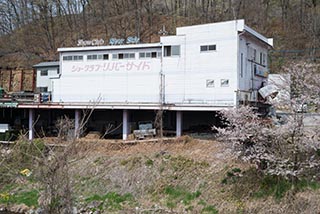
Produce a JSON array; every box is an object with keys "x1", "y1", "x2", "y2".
[{"x1": 0, "y1": 19, "x2": 273, "y2": 140}]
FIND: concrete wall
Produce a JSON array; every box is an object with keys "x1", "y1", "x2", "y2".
[{"x1": 53, "y1": 47, "x2": 161, "y2": 103}]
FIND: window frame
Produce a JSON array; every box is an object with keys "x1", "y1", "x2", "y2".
[
  {"x1": 164, "y1": 45, "x2": 180, "y2": 57},
  {"x1": 220, "y1": 79, "x2": 230, "y2": 87},
  {"x1": 206, "y1": 79, "x2": 215, "y2": 88},
  {"x1": 40, "y1": 70, "x2": 48, "y2": 76},
  {"x1": 200, "y1": 44, "x2": 216, "y2": 52}
]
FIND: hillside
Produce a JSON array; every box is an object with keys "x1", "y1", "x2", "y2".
[
  {"x1": 1, "y1": 138, "x2": 320, "y2": 214},
  {"x1": 0, "y1": 0, "x2": 319, "y2": 69}
]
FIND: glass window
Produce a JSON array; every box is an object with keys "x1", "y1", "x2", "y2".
[
  {"x1": 139, "y1": 52, "x2": 145, "y2": 58},
  {"x1": 63, "y1": 56, "x2": 72, "y2": 61},
  {"x1": 206, "y1": 79, "x2": 215, "y2": 88},
  {"x1": 39, "y1": 87, "x2": 48, "y2": 92},
  {"x1": 201, "y1": 44, "x2": 216, "y2": 52},
  {"x1": 151, "y1": 52, "x2": 157, "y2": 58},
  {"x1": 112, "y1": 54, "x2": 118, "y2": 59},
  {"x1": 103, "y1": 54, "x2": 109, "y2": 60},
  {"x1": 240, "y1": 53, "x2": 243, "y2": 78},
  {"x1": 40, "y1": 70, "x2": 48, "y2": 76},
  {"x1": 146, "y1": 52, "x2": 151, "y2": 58},
  {"x1": 262, "y1": 53, "x2": 266, "y2": 65},
  {"x1": 73, "y1": 55, "x2": 83, "y2": 61},
  {"x1": 200, "y1": 45, "x2": 208, "y2": 52},
  {"x1": 164, "y1": 46, "x2": 171, "y2": 56},
  {"x1": 171, "y1": 45, "x2": 180, "y2": 56},
  {"x1": 221, "y1": 79, "x2": 229, "y2": 87},
  {"x1": 208, "y1": 45, "x2": 216, "y2": 51}
]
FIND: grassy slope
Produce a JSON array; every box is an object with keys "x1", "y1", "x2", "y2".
[{"x1": 1, "y1": 137, "x2": 320, "y2": 213}]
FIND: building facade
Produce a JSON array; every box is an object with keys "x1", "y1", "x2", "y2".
[
  {"x1": 2, "y1": 20, "x2": 273, "y2": 140},
  {"x1": 53, "y1": 19, "x2": 273, "y2": 110}
]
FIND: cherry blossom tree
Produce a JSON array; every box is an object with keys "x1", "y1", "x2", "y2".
[{"x1": 214, "y1": 62, "x2": 320, "y2": 179}]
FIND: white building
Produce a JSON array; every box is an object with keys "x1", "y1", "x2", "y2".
[
  {"x1": 33, "y1": 61, "x2": 60, "y2": 93},
  {"x1": 23, "y1": 19, "x2": 273, "y2": 140},
  {"x1": 52, "y1": 19, "x2": 273, "y2": 111}
]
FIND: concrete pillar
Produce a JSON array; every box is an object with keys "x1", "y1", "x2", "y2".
[
  {"x1": 176, "y1": 111, "x2": 183, "y2": 137},
  {"x1": 28, "y1": 109, "x2": 34, "y2": 140},
  {"x1": 75, "y1": 109, "x2": 81, "y2": 138},
  {"x1": 122, "y1": 109, "x2": 129, "y2": 140}
]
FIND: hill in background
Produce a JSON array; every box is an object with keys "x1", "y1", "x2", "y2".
[{"x1": 0, "y1": 0, "x2": 319, "y2": 70}]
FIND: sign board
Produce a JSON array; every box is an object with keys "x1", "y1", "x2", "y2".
[
  {"x1": 77, "y1": 39, "x2": 105, "y2": 47},
  {"x1": 109, "y1": 36, "x2": 140, "y2": 45},
  {"x1": 254, "y1": 65, "x2": 268, "y2": 77},
  {"x1": 0, "y1": 102, "x2": 18, "y2": 108}
]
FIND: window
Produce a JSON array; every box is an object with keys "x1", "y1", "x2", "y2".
[
  {"x1": 151, "y1": 52, "x2": 157, "y2": 58},
  {"x1": 253, "y1": 49, "x2": 257, "y2": 62},
  {"x1": 262, "y1": 53, "x2": 266, "y2": 66},
  {"x1": 103, "y1": 54, "x2": 109, "y2": 60},
  {"x1": 260, "y1": 52, "x2": 263, "y2": 64},
  {"x1": 139, "y1": 51, "x2": 160, "y2": 59},
  {"x1": 221, "y1": 79, "x2": 229, "y2": 87},
  {"x1": 38, "y1": 87, "x2": 48, "y2": 92},
  {"x1": 40, "y1": 70, "x2": 48, "y2": 76},
  {"x1": 240, "y1": 53, "x2": 243, "y2": 78},
  {"x1": 139, "y1": 52, "x2": 145, "y2": 58},
  {"x1": 73, "y1": 55, "x2": 83, "y2": 61},
  {"x1": 171, "y1": 46, "x2": 180, "y2": 56},
  {"x1": 200, "y1": 44, "x2": 216, "y2": 52},
  {"x1": 63, "y1": 55, "x2": 83, "y2": 61},
  {"x1": 164, "y1": 45, "x2": 180, "y2": 57},
  {"x1": 63, "y1": 56, "x2": 72, "y2": 61},
  {"x1": 113, "y1": 53, "x2": 135, "y2": 60},
  {"x1": 123, "y1": 53, "x2": 135, "y2": 59},
  {"x1": 87, "y1": 55, "x2": 97, "y2": 60},
  {"x1": 206, "y1": 79, "x2": 215, "y2": 88}
]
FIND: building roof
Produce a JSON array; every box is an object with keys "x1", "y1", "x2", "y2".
[
  {"x1": 33, "y1": 61, "x2": 59, "y2": 68},
  {"x1": 58, "y1": 43, "x2": 161, "y2": 53},
  {"x1": 176, "y1": 19, "x2": 273, "y2": 47}
]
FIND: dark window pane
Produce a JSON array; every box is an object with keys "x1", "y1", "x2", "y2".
[
  {"x1": 208, "y1": 45, "x2": 216, "y2": 51},
  {"x1": 40, "y1": 70, "x2": 48, "y2": 76},
  {"x1": 200, "y1": 45, "x2": 208, "y2": 52},
  {"x1": 151, "y1": 52, "x2": 157, "y2": 58},
  {"x1": 164, "y1": 46, "x2": 171, "y2": 56}
]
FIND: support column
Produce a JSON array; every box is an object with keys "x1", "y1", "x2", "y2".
[
  {"x1": 28, "y1": 109, "x2": 34, "y2": 140},
  {"x1": 75, "y1": 109, "x2": 81, "y2": 138},
  {"x1": 122, "y1": 109, "x2": 129, "y2": 140},
  {"x1": 176, "y1": 111, "x2": 183, "y2": 137}
]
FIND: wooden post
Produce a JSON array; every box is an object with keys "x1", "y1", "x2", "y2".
[
  {"x1": 0, "y1": 70, "x2": 2, "y2": 87},
  {"x1": 20, "y1": 70, "x2": 24, "y2": 91},
  {"x1": 32, "y1": 68, "x2": 36, "y2": 92},
  {"x1": 9, "y1": 70, "x2": 12, "y2": 92}
]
